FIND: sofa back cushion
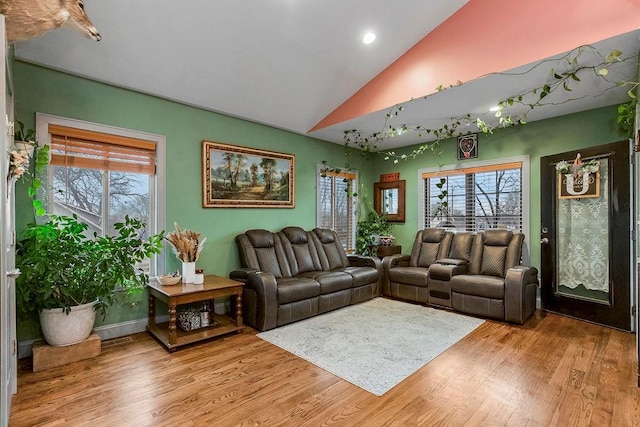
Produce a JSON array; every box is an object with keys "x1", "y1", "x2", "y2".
[
  {"x1": 448, "y1": 232, "x2": 474, "y2": 261},
  {"x1": 409, "y1": 228, "x2": 453, "y2": 268},
  {"x1": 468, "y1": 229, "x2": 524, "y2": 278},
  {"x1": 312, "y1": 228, "x2": 349, "y2": 270},
  {"x1": 280, "y1": 226, "x2": 322, "y2": 275},
  {"x1": 236, "y1": 229, "x2": 292, "y2": 278}
]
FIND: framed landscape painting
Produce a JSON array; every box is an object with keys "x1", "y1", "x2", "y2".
[{"x1": 202, "y1": 141, "x2": 295, "y2": 208}]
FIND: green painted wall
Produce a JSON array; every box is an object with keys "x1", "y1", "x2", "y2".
[
  {"x1": 13, "y1": 61, "x2": 375, "y2": 340},
  {"x1": 371, "y1": 105, "x2": 623, "y2": 270},
  {"x1": 14, "y1": 60, "x2": 624, "y2": 342}
]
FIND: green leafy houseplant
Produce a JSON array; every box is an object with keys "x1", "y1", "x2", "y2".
[
  {"x1": 25, "y1": 141, "x2": 50, "y2": 216},
  {"x1": 14, "y1": 120, "x2": 35, "y2": 142},
  {"x1": 15, "y1": 214, "x2": 165, "y2": 317},
  {"x1": 356, "y1": 211, "x2": 394, "y2": 256}
]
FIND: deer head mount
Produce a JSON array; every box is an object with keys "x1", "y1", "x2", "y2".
[{"x1": 1, "y1": 0, "x2": 101, "y2": 43}]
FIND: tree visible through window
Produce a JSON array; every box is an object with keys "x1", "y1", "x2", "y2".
[
  {"x1": 317, "y1": 167, "x2": 357, "y2": 250},
  {"x1": 48, "y1": 124, "x2": 157, "y2": 241},
  {"x1": 52, "y1": 168, "x2": 151, "y2": 238},
  {"x1": 424, "y1": 162, "x2": 522, "y2": 231}
]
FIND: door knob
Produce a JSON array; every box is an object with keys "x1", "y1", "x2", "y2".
[
  {"x1": 6, "y1": 268, "x2": 21, "y2": 279},
  {"x1": 540, "y1": 238, "x2": 549, "y2": 244}
]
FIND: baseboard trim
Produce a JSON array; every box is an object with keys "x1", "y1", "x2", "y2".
[
  {"x1": 18, "y1": 314, "x2": 169, "y2": 359},
  {"x1": 18, "y1": 299, "x2": 228, "y2": 358}
]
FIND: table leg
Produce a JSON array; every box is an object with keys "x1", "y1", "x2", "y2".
[
  {"x1": 235, "y1": 289, "x2": 243, "y2": 331},
  {"x1": 148, "y1": 293, "x2": 155, "y2": 326},
  {"x1": 168, "y1": 299, "x2": 177, "y2": 345}
]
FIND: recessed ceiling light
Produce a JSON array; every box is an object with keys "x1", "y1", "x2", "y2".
[
  {"x1": 489, "y1": 106, "x2": 500, "y2": 112},
  {"x1": 363, "y1": 32, "x2": 376, "y2": 44}
]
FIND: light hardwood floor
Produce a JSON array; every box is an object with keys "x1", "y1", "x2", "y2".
[{"x1": 9, "y1": 310, "x2": 640, "y2": 426}]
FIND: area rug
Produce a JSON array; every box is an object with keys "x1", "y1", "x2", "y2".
[{"x1": 257, "y1": 297, "x2": 485, "y2": 396}]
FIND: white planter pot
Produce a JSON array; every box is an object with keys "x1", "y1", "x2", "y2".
[
  {"x1": 13, "y1": 140, "x2": 35, "y2": 156},
  {"x1": 39, "y1": 301, "x2": 97, "y2": 347}
]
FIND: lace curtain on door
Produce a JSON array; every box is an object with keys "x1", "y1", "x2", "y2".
[{"x1": 557, "y1": 160, "x2": 609, "y2": 292}]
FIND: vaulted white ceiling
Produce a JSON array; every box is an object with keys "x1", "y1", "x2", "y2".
[{"x1": 13, "y1": 0, "x2": 640, "y2": 149}]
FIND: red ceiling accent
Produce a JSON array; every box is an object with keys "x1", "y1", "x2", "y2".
[{"x1": 310, "y1": 0, "x2": 640, "y2": 132}]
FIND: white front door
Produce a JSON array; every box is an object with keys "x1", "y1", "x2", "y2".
[{"x1": 0, "y1": 15, "x2": 18, "y2": 426}]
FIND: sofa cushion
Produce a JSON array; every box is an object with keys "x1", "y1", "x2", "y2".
[
  {"x1": 280, "y1": 227, "x2": 318, "y2": 274},
  {"x1": 484, "y1": 229, "x2": 513, "y2": 246},
  {"x1": 312, "y1": 228, "x2": 349, "y2": 270},
  {"x1": 340, "y1": 266, "x2": 378, "y2": 287},
  {"x1": 410, "y1": 229, "x2": 450, "y2": 268},
  {"x1": 389, "y1": 266, "x2": 429, "y2": 287},
  {"x1": 281, "y1": 226, "x2": 308, "y2": 244},
  {"x1": 480, "y1": 246, "x2": 508, "y2": 277},
  {"x1": 313, "y1": 228, "x2": 335, "y2": 244},
  {"x1": 277, "y1": 277, "x2": 320, "y2": 304},
  {"x1": 297, "y1": 271, "x2": 352, "y2": 294},
  {"x1": 241, "y1": 229, "x2": 289, "y2": 278},
  {"x1": 449, "y1": 232, "x2": 474, "y2": 260},
  {"x1": 450, "y1": 275, "x2": 505, "y2": 299}
]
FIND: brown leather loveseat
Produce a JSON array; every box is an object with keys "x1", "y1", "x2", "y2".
[
  {"x1": 231, "y1": 226, "x2": 382, "y2": 331},
  {"x1": 383, "y1": 228, "x2": 538, "y2": 324}
]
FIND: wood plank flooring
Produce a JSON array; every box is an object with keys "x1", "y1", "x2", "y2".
[{"x1": 9, "y1": 310, "x2": 640, "y2": 426}]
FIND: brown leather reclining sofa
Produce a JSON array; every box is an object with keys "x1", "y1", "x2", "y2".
[
  {"x1": 231, "y1": 226, "x2": 382, "y2": 331},
  {"x1": 383, "y1": 228, "x2": 538, "y2": 324}
]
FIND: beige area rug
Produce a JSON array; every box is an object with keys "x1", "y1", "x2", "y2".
[{"x1": 257, "y1": 297, "x2": 485, "y2": 396}]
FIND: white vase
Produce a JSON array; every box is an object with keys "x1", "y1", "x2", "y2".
[
  {"x1": 13, "y1": 140, "x2": 35, "y2": 156},
  {"x1": 182, "y1": 262, "x2": 196, "y2": 283},
  {"x1": 39, "y1": 301, "x2": 97, "y2": 347}
]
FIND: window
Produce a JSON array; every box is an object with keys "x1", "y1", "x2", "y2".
[
  {"x1": 36, "y1": 114, "x2": 166, "y2": 274},
  {"x1": 420, "y1": 158, "x2": 529, "y2": 234},
  {"x1": 317, "y1": 165, "x2": 358, "y2": 251}
]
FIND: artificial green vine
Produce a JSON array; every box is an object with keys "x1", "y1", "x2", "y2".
[
  {"x1": 320, "y1": 160, "x2": 358, "y2": 198},
  {"x1": 341, "y1": 45, "x2": 639, "y2": 162},
  {"x1": 23, "y1": 140, "x2": 50, "y2": 217}
]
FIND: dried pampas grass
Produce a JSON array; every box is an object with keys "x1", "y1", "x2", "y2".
[{"x1": 165, "y1": 223, "x2": 207, "y2": 263}]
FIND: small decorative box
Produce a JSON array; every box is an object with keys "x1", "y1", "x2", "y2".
[{"x1": 177, "y1": 307, "x2": 201, "y2": 331}]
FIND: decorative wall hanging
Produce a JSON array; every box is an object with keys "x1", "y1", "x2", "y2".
[
  {"x1": 556, "y1": 153, "x2": 600, "y2": 199},
  {"x1": 380, "y1": 172, "x2": 400, "y2": 182},
  {"x1": 202, "y1": 141, "x2": 295, "y2": 208},
  {"x1": 1, "y1": 0, "x2": 102, "y2": 43},
  {"x1": 457, "y1": 134, "x2": 478, "y2": 160}
]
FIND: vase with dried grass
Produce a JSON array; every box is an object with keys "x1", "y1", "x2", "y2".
[{"x1": 165, "y1": 223, "x2": 207, "y2": 283}]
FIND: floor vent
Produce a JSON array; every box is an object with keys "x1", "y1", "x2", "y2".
[{"x1": 101, "y1": 336, "x2": 133, "y2": 348}]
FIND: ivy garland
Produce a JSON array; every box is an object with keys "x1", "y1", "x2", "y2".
[{"x1": 341, "y1": 45, "x2": 639, "y2": 163}]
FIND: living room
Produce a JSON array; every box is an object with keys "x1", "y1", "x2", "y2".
[{"x1": 2, "y1": 0, "x2": 640, "y2": 425}]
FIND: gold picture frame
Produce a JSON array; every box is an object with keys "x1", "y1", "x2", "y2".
[{"x1": 202, "y1": 141, "x2": 295, "y2": 208}]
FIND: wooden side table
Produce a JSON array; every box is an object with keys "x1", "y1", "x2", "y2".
[
  {"x1": 147, "y1": 275, "x2": 244, "y2": 351},
  {"x1": 377, "y1": 245, "x2": 401, "y2": 259}
]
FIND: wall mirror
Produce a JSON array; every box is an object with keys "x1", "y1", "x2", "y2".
[{"x1": 373, "y1": 180, "x2": 406, "y2": 222}]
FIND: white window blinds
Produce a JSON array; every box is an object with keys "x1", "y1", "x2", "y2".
[{"x1": 423, "y1": 162, "x2": 522, "y2": 231}]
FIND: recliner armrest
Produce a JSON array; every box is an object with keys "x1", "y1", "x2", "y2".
[
  {"x1": 347, "y1": 255, "x2": 382, "y2": 271},
  {"x1": 382, "y1": 254, "x2": 410, "y2": 271},
  {"x1": 429, "y1": 262, "x2": 468, "y2": 281},
  {"x1": 504, "y1": 265, "x2": 539, "y2": 324},
  {"x1": 229, "y1": 267, "x2": 261, "y2": 282},
  {"x1": 230, "y1": 269, "x2": 278, "y2": 331},
  {"x1": 435, "y1": 258, "x2": 468, "y2": 267}
]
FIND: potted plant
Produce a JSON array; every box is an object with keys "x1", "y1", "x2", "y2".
[
  {"x1": 12, "y1": 120, "x2": 36, "y2": 154},
  {"x1": 15, "y1": 214, "x2": 165, "y2": 346},
  {"x1": 355, "y1": 211, "x2": 394, "y2": 257}
]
